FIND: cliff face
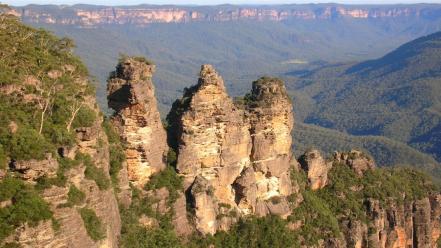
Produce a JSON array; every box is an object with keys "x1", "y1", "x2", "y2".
[
  {"x1": 338, "y1": 195, "x2": 441, "y2": 248},
  {"x1": 297, "y1": 150, "x2": 441, "y2": 248},
  {"x1": 14, "y1": 4, "x2": 441, "y2": 27},
  {"x1": 107, "y1": 58, "x2": 167, "y2": 187},
  {"x1": 238, "y1": 77, "x2": 295, "y2": 218},
  {"x1": 168, "y1": 65, "x2": 252, "y2": 234},
  {"x1": 0, "y1": 15, "x2": 122, "y2": 248},
  {"x1": 1, "y1": 79, "x2": 121, "y2": 248}
]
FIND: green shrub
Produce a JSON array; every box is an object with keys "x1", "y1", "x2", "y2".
[
  {"x1": 289, "y1": 190, "x2": 340, "y2": 246},
  {"x1": 145, "y1": 166, "x2": 183, "y2": 204},
  {"x1": 67, "y1": 185, "x2": 86, "y2": 206},
  {"x1": 188, "y1": 215, "x2": 297, "y2": 248},
  {"x1": 120, "y1": 225, "x2": 181, "y2": 248},
  {"x1": 102, "y1": 119, "x2": 125, "y2": 188},
  {"x1": 0, "y1": 144, "x2": 7, "y2": 169},
  {"x1": 0, "y1": 177, "x2": 24, "y2": 201},
  {"x1": 8, "y1": 128, "x2": 52, "y2": 161},
  {"x1": 85, "y1": 163, "x2": 110, "y2": 190},
  {"x1": 0, "y1": 178, "x2": 52, "y2": 242},
  {"x1": 77, "y1": 153, "x2": 110, "y2": 190},
  {"x1": 72, "y1": 106, "x2": 96, "y2": 129},
  {"x1": 79, "y1": 208, "x2": 105, "y2": 241}
]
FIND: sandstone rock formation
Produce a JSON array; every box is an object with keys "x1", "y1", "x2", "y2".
[
  {"x1": 16, "y1": 5, "x2": 441, "y2": 27},
  {"x1": 4, "y1": 90, "x2": 121, "y2": 248},
  {"x1": 107, "y1": 57, "x2": 167, "y2": 187},
  {"x1": 168, "y1": 66, "x2": 295, "y2": 234},
  {"x1": 334, "y1": 150, "x2": 376, "y2": 176},
  {"x1": 339, "y1": 196, "x2": 441, "y2": 248},
  {"x1": 168, "y1": 64, "x2": 252, "y2": 233},
  {"x1": 238, "y1": 77, "x2": 294, "y2": 217},
  {"x1": 299, "y1": 149, "x2": 331, "y2": 190},
  {"x1": 10, "y1": 153, "x2": 58, "y2": 182}
]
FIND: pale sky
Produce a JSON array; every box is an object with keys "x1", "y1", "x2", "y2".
[{"x1": 3, "y1": 0, "x2": 441, "y2": 6}]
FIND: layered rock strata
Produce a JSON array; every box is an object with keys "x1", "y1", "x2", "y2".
[
  {"x1": 6, "y1": 87, "x2": 121, "y2": 248},
  {"x1": 107, "y1": 58, "x2": 167, "y2": 187},
  {"x1": 168, "y1": 65, "x2": 294, "y2": 234},
  {"x1": 16, "y1": 5, "x2": 441, "y2": 27},
  {"x1": 235, "y1": 77, "x2": 294, "y2": 218}
]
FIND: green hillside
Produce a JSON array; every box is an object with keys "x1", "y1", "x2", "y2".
[
  {"x1": 294, "y1": 31, "x2": 441, "y2": 161},
  {"x1": 293, "y1": 123, "x2": 441, "y2": 183}
]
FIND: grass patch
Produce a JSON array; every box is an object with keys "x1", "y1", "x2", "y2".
[{"x1": 79, "y1": 208, "x2": 105, "y2": 241}]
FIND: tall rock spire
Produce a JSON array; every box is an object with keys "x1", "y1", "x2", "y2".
[
  {"x1": 167, "y1": 64, "x2": 252, "y2": 234},
  {"x1": 107, "y1": 57, "x2": 167, "y2": 187},
  {"x1": 234, "y1": 77, "x2": 294, "y2": 217},
  {"x1": 168, "y1": 66, "x2": 295, "y2": 234}
]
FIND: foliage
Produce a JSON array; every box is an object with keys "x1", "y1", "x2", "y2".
[
  {"x1": 120, "y1": 185, "x2": 181, "y2": 248},
  {"x1": 0, "y1": 177, "x2": 52, "y2": 242},
  {"x1": 293, "y1": 123, "x2": 441, "y2": 183},
  {"x1": 293, "y1": 32, "x2": 441, "y2": 164},
  {"x1": 79, "y1": 208, "x2": 105, "y2": 241},
  {"x1": 144, "y1": 166, "x2": 183, "y2": 204},
  {"x1": 289, "y1": 190, "x2": 340, "y2": 246},
  {"x1": 71, "y1": 106, "x2": 96, "y2": 129},
  {"x1": 188, "y1": 215, "x2": 297, "y2": 248},
  {"x1": 0, "y1": 145, "x2": 7, "y2": 169},
  {"x1": 0, "y1": 177, "x2": 25, "y2": 202},
  {"x1": 77, "y1": 153, "x2": 110, "y2": 190},
  {"x1": 67, "y1": 185, "x2": 86, "y2": 206},
  {"x1": 120, "y1": 225, "x2": 181, "y2": 248},
  {"x1": 102, "y1": 118, "x2": 125, "y2": 188},
  {"x1": 0, "y1": 14, "x2": 94, "y2": 164},
  {"x1": 8, "y1": 128, "x2": 53, "y2": 161}
]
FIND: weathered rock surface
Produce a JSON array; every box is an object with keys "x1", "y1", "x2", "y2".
[
  {"x1": 168, "y1": 64, "x2": 252, "y2": 233},
  {"x1": 107, "y1": 57, "x2": 167, "y2": 187},
  {"x1": 168, "y1": 66, "x2": 295, "y2": 234},
  {"x1": 17, "y1": 5, "x2": 441, "y2": 27},
  {"x1": 338, "y1": 196, "x2": 441, "y2": 248},
  {"x1": 237, "y1": 77, "x2": 294, "y2": 217},
  {"x1": 299, "y1": 149, "x2": 331, "y2": 190},
  {"x1": 5, "y1": 88, "x2": 121, "y2": 248},
  {"x1": 10, "y1": 153, "x2": 58, "y2": 182},
  {"x1": 334, "y1": 150, "x2": 376, "y2": 176}
]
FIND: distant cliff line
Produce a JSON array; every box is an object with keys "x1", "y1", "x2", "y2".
[{"x1": 10, "y1": 4, "x2": 441, "y2": 27}]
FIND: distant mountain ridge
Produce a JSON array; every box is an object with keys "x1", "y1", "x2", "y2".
[
  {"x1": 295, "y1": 29, "x2": 441, "y2": 162},
  {"x1": 10, "y1": 3, "x2": 441, "y2": 27}
]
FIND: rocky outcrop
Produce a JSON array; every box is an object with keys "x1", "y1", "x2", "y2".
[
  {"x1": 334, "y1": 150, "x2": 376, "y2": 176},
  {"x1": 107, "y1": 57, "x2": 167, "y2": 187},
  {"x1": 238, "y1": 77, "x2": 294, "y2": 218},
  {"x1": 299, "y1": 149, "x2": 331, "y2": 190},
  {"x1": 338, "y1": 196, "x2": 441, "y2": 248},
  {"x1": 3, "y1": 90, "x2": 121, "y2": 248},
  {"x1": 168, "y1": 64, "x2": 252, "y2": 233},
  {"x1": 168, "y1": 66, "x2": 294, "y2": 234},
  {"x1": 10, "y1": 153, "x2": 58, "y2": 182},
  {"x1": 16, "y1": 5, "x2": 441, "y2": 27}
]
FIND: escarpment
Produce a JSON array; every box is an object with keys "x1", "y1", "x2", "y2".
[
  {"x1": 0, "y1": 15, "x2": 120, "y2": 247},
  {"x1": 107, "y1": 57, "x2": 167, "y2": 187}
]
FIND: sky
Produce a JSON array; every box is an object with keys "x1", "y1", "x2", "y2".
[{"x1": 3, "y1": 0, "x2": 441, "y2": 6}]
